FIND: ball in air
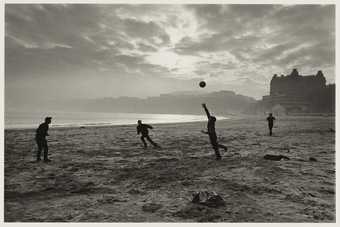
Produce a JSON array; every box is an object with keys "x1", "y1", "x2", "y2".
[{"x1": 199, "y1": 81, "x2": 206, "y2": 88}]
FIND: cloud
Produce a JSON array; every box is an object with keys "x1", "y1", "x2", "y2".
[
  {"x1": 5, "y1": 4, "x2": 335, "y2": 102},
  {"x1": 122, "y1": 18, "x2": 170, "y2": 45},
  {"x1": 174, "y1": 4, "x2": 334, "y2": 85},
  {"x1": 5, "y1": 4, "x2": 173, "y2": 79}
]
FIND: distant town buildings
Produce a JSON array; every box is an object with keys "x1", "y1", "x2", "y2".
[{"x1": 259, "y1": 69, "x2": 335, "y2": 114}]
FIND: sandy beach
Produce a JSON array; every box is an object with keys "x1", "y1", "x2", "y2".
[{"x1": 4, "y1": 116, "x2": 335, "y2": 222}]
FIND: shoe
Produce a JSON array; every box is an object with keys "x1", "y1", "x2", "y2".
[{"x1": 44, "y1": 159, "x2": 52, "y2": 162}]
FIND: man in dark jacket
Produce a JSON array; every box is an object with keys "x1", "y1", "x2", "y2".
[
  {"x1": 266, "y1": 113, "x2": 276, "y2": 136},
  {"x1": 36, "y1": 117, "x2": 52, "y2": 162},
  {"x1": 137, "y1": 120, "x2": 160, "y2": 148},
  {"x1": 201, "y1": 104, "x2": 227, "y2": 160}
]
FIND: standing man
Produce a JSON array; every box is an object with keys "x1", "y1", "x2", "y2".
[
  {"x1": 36, "y1": 117, "x2": 52, "y2": 162},
  {"x1": 137, "y1": 120, "x2": 161, "y2": 149},
  {"x1": 201, "y1": 103, "x2": 227, "y2": 160},
  {"x1": 266, "y1": 113, "x2": 276, "y2": 136}
]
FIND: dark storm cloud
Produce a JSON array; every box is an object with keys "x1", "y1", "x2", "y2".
[
  {"x1": 175, "y1": 4, "x2": 334, "y2": 79},
  {"x1": 5, "y1": 4, "x2": 335, "y2": 102},
  {"x1": 175, "y1": 32, "x2": 262, "y2": 65},
  {"x1": 185, "y1": 4, "x2": 278, "y2": 35},
  {"x1": 5, "y1": 4, "x2": 171, "y2": 79},
  {"x1": 122, "y1": 18, "x2": 170, "y2": 45},
  {"x1": 6, "y1": 5, "x2": 102, "y2": 48}
]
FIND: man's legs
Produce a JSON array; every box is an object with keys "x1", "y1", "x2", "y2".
[
  {"x1": 141, "y1": 136, "x2": 147, "y2": 148},
  {"x1": 36, "y1": 139, "x2": 42, "y2": 161},
  {"x1": 213, "y1": 147, "x2": 222, "y2": 160},
  {"x1": 210, "y1": 135, "x2": 221, "y2": 160},
  {"x1": 42, "y1": 139, "x2": 50, "y2": 161},
  {"x1": 146, "y1": 135, "x2": 160, "y2": 148},
  {"x1": 269, "y1": 125, "x2": 273, "y2": 136}
]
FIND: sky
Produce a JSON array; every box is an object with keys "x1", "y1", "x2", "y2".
[{"x1": 5, "y1": 4, "x2": 335, "y2": 108}]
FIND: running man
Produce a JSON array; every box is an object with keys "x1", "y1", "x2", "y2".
[
  {"x1": 137, "y1": 120, "x2": 161, "y2": 149},
  {"x1": 201, "y1": 103, "x2": 227, "y2": 160},
  {"x1": 266, "y1": 113, "x2": 276, "y2": 136},
  {"x1": 35, "y1": 117, "x2": 52, "y2": 162}
]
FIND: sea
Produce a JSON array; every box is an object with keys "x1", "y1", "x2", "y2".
[{"x1": 5, "y1": 110, "x2": 228, "y2": 129}]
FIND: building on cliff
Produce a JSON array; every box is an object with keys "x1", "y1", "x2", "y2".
[{"x1": 258, "y1": 69, "x2": 335, "y2": 114}]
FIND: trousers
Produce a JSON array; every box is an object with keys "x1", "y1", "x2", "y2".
[
  {"x1": 141, "y1": 135, "x2": 159, "y2": 148},
  {"x1": 36, "y1": 138, "x2": 48, "y2": 160}
]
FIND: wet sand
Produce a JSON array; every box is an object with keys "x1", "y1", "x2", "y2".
[{"x1": 4, "y1": 116, "x2": 335, "y2": 222}]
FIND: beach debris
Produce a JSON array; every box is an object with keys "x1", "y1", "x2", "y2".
[
  {"x1": 128, "y1": 188, "x2": 146, "y2": 195},
  {"x1": 263, "y1": 154, "x2": 290, "y2": 161},
  {"x1": 308, "y1": 192, "x2": 316, "y2": 197},
  {"x1": 142, "y1": 203, "x2": 163, "y2": 213},
  {"x1": 192, "y1": 191, "x2": 226, "y2": 207},
  {"x1": 309, "y1": 157, "x2": 317, "y2": 162},
  {"x1": 98, "y1": 195, "x2": 127, "y2": 204},
  {"x1": 70, "y1": 181, "x2": 95, "y2": 193}
]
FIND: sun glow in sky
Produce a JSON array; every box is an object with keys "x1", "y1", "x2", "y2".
[{"x1": 146, "y1": 50, "x2": 202, "y2": 77}]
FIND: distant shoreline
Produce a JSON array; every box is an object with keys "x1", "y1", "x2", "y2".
[
  {"x1": 4, "y1": 115, "x2": 230, "y2": 131},
  {"x1": 3, "y1": 120, "x2": 211, "y2": 131},
  {"x1": 4, "y1": 114, "x2": 335, "y2": 131}
]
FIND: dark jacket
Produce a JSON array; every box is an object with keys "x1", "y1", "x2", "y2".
[
  {"x1": 36, "y1": 122, "x2": 49, "y2": 139},
  {"x1": 267, "y1": 116, "x2": 276, "y2": 126},
  {"x1": 137, "y1": 124, "x2": 153, "y2": 136},
  {"x1": 207, "y1": 120, "x2": 216, "y2": 135}
]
